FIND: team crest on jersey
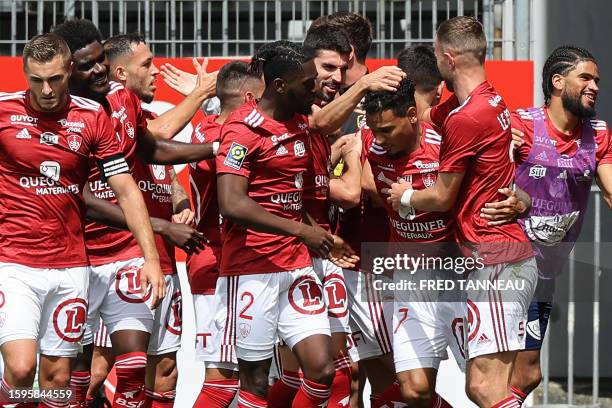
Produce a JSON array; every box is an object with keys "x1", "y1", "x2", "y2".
[
  {"x1": 422, "y1": 173, "x2": 436, "y2": 188},
  {"x1": 295, "y1": 172, "x2": 304, "y2": 188},
  {"x1": 125, "y1": 121, "x2": 135, "y2": 138},
  {"x1": 239, "y1": 323, "x2": 252, "y2": 338},
  {"x1": 40, "y1": 161, "x2": 61, "y2": 181},
  {"x1": 224, "y1": 142, "x2": 248, "y2": 170},
  {"x1": 294, "y1": 140, "x2": 306, "y2": 157},
  {"x1": 152, "y1": 165, "x2": 166, "y2": 180},
  {"x1": 67, "y1": 134, "x2": 82, "y2": 152}
]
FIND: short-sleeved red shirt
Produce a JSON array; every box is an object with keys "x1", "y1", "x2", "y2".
[
  {"x1": 215, "y1": 101, "x2": 312, "y2": 275},
  {"x1": 303, "y1": 131, "x2": 333, "y2": 231}
]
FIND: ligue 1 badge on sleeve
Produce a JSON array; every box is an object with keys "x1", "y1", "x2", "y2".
[{"x1": 224, "y1": 142, "x2": 248, "y2": 170}]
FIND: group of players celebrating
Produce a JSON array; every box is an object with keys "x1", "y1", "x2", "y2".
[{"x1": 0, "y1": 9, "x2": 609, "y2": 408}]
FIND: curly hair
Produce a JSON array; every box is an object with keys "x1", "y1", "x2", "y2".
[
  {"x1": 363, "y1": 78, "x2": 416, "y2": 117},
  {"x1": 52, "y1": 19, "x2": 103, "y2": 54},
  {"x1": 542, "y1": 45, "x2": 596, "y2": 104},
  {"x1": 249, "y1": 40, "x2": 313, "y2": 85}
]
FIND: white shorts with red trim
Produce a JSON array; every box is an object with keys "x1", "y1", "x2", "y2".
[
  {"x1": 193, "y1": 293, "x2": 238, "y2": 370},
  {"x1": 148, "y1": 274, "x2": 182, "y2": 355},
  {"x1": 93, "y1": 318, "x2": 112, "y2": 348},
  {"x1": 83, "y1": 257, "x2": 155, "y2": 346},
  {"x1": 344, "y1": 269, "x2": 394, "y2": 362},
  {"x1": 0, "y1": 263, "x2": 89, "y2": 357},
  {"x1": 392, "y1": 270, "x2": 466, "y2": 372},
  {"x1": 312, "y1": 257, "x2": 350, "y2": 334},
  {"x1": 464, "y1": 257, "x2": 538, "y2": 360},
  {"x1": 215, "y1": 267, "x2": 331, "y2": 361}
]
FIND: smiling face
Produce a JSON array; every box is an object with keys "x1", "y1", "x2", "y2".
[
  {"x1": 366, "y1": 107, "x2": 419, "y2": 156},
  {"x1": 120, "y1": 41, "x2": 159, "y2": 103},
  {"x1": 70, "y1": 41, "x2": 110, "y2": 101},
  {"x1": 25, "y1": 55, "x2": 71, "y2": 112},
  {"x1": 557, "y1": 60, "x2": 599, "y2": 118},
  {"x1": 313, "y1": 49, "x2": 349, "y2": 104},
  {"x1": 284, "y1": 59, "x2": 318, "y2": 115}
]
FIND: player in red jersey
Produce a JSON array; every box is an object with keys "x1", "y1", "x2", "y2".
[
  {"x1": 0, "y1": 34, "x2": 161, "y2": 408},
  {"x1": 187, "y1": 61, "x2": 265, "y2": 408},
  {"x1": 52, "y1": 19, "x2": 218, "y2": 408},
  {"x1": 215, "y1": 41, "x2": 336, "y2": 408},
  {"x1": 386, "y1": 17, "x2": 536, "y2": 408},
  {"x1": 495, "y1": 46, "x2": 612, "y2": 406}
]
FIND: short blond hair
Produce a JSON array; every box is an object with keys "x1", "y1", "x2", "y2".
[{"x1": 436, "y1": 16, "x2": 486, "y2": 63}]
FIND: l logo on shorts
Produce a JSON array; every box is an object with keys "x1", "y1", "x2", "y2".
[
  {"x1": 288, "y1": 276, "x2": 326, "y2": 315},
  {"x1": 115, "y1": 265, "x2": 152, "y2": 303},
  {"x1": 53, "y1": 298, "x2": 87, "y2": 342}
]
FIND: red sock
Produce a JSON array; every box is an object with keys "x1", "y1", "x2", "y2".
[
  {"x1": 194, "y1": 378, "x2": 239, "y2": 408},
  {"x1": 69, "y1": 370, "x2": 91, "y2": 408},
  {"x1": 432, "y1": 393, "x2": 453, "y2": 407},
  {"x1": 267, "y1": 370, "x2": 300, "y2": 408},
  {"x1": 0, "y1": 378, "x2": 34, "y2": 407},
  {"x1": 328, "y1": 353, "x2": 351, "y2": 407},
  {"x1": 237, "y1": 390, "x2": 267, "y2": 408},
  {"x1": 292, "y1": 378, "x2": 330, "y2": 408},
  {"x1": 510, "y1": 386, "x2": 527, "y2": 406},
  {"x1": 372, "y1": 382, "x2": 402, "y2": 408},
  {"x1": 144, "y1": 389, "x2": 175, "y2": 408},
  {"x1": 113, "y1": 352, "x2": 147, "y2": 408},
  {"x1": 490, "y1": 396, "x2": 520, "y2": 408}
]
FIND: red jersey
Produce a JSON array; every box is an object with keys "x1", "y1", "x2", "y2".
[
  {"x1": 303, "y1": 132, "x2": 333, "y2": 231},
  {"x1": 0, "y1": 91, "x2": 125, "y2": 268},
  {"x1": 215, "y1": 101, "x2": 312, "y2": 275},
  {"x1": 85, "y1": 82, "x2": 149, "y2": 265},
  {"x1": 366, "y1": 123, "x2": 455, "y2": 243},
  {"x1": 512, "y1": 107, "x2": 612, "y2": 166},
  {"x1": 439, "y1": 81, "x2": 532, "y2": 263},
  {"x1": 187, "y1": 115, "x2": 223, "y2": 293},
  {"x1": 336, "y1": 127, "x2": 390, "y2": 269}
]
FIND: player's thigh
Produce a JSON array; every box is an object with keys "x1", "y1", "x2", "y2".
[{"x1": 194, "y1": 293, "x2": 237, "y2": 368}]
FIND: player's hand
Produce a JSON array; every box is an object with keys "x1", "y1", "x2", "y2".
[
  {"x1": 382, "y1": 178, "x2": 413, "y2": 211},
  {"x1": 511, "y1": 128, "x2": 525, "y2": 148},
  {"x1": 161, "y1": 220, "x2": 207, "y2": 254},
  {"x1": 341, "y1": 132, "x2": 363, "y2": 159},
  {"x1": 160, "y1": 63, "x2": 197, "y2": 96},
  {"x1": 192, "y1": 57, "x2": 219, "y2": 99},
  {"x1": 141, "y1": 259, "x2": 166, "y2": 309},
  {"x1": 360, "y1": 66, "x2": 406, "y2": 92},
  {"x1": 480, "y1": 187, "x2": 528, "y2": 226},
  {"x1": 299, "y1": 225, "x2": 335, "y2": 258},
  {"x1": 172, "y1": 208, "x2": 195, "y2": 225},
  {"x1": 329, "y1": 235, "x2": 360, "y2": 269}
]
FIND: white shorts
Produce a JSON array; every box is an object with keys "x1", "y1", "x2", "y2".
[
  {"x1": 93, "y1": 318, "x2": 112, "y2": 348},
  {"x1": 312, "y1": 258, "x2": 350, "y2": 334},
  {"x1": 193, "y1": 294, "x2": 238, "y2": 371},
  {"x1": 86, "y1": 275, "x2": 181, "y2": 355},
  {"x1": 148, "y1": 274, "x2": 182, "y2": 355},
  {"x1": 464, "y1": 257, "x2": 538, "y2": 360},
  {"x1": 0, "y1": 263, "x2": 89, "y2": 357},
  {"x1": 344, "y1": 269, "x2": 393, "y2": 362},
  {"x1": 215, "y1": 267, "x2": 331, "y2": 361},
  {"x1": 392, "y1": 270, "x2": 466, "y2": 372},
  {"x1": 84, "y1": 257, "x2": 154, "y2": 346}
]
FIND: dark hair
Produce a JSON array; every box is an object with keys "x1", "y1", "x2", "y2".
[
  {"x1": 311, "y1": 12, "x2": 372, "y2": 62},
  {"x1": 363, "y1": 78, "x2": 416, "y2": 117},
  {"x1": 217, "y1": 60, "x2": 262, "y2": 102},
  {"x1": 303, "y1": 24, "x2": 351, "y2": 57},
  {"x1": 542, "y1": 45, "x2": 596, "y2": 104},
  {"x1": 103, "y1": 33, "x2": 146, "y2": 63},
  {"x1": 436, "y1": 16, "x2": 486, "y2": 63},
  {"x1": 23, "y1": 33, "x2": 71, "y2": 67},
  {"x1": 396, "y1": 45, "x2": 442, "y2": 91},
  {"x1": 52, "y1": 19, "x2": 103, "y2": 54},
  {"x1": 249, "y1": 40, "x2": 313, "y2": 85}
]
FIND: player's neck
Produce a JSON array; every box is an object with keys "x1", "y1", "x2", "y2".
[
  {"x1": 257, "y1": 95, "x2": 294, "y2": 122},
  {"x1": 452, "y1": 66, "x2": 486, "y2": 104},
  {"x1": 547, "y1": 99, "x2": 580, "y2": 135}
]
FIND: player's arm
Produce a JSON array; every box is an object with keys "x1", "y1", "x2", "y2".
[
  {"x1": 420, "y1": 94, "x2": 460, "y2": 125},
  {"x1": 147, "y1": 58, "x2": 217, "y2": 140},
  {"x1": 479, "y1": 186, "x2": 532, "y2": 226},
  {"x1": 137, "y1": 129, "x2": 217, "y2": 164},
  {"x1": 84, "y1": 183, "x2": 205, "y2": 254},
  {"x1": 383, "y1": 171, "x2": 464, "y2": 213},
  {"x1": 596, "y1": 164, "x2": 612, "y2": 208},
  {"x1": 361, "y1": 158, "x2": 385, "y2": 208},
  {"x1": 329, "y1": 133, "x2": 362, "y2": 209},
  {"x1": 217, "y1": 173, "x2": 334, "y2": 257},
  {"x1": 309, "y1": 66, "x2": 405, "y2": 135},
  {"x1": 169, "y1": 168, "x2": 194, "y2": 224}
]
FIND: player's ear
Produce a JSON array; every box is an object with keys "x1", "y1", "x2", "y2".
[
  {"x1": 273, "y1": 77, "x2": 286, "y2": 94},
  {"x1": 407, "y1": 106, "x2": 418, "y2": 124},
  {"x1": 244, "y1": 91, "x2": 256, "y2": 103},
  {"x1": 551, "y1": 73, "x2": 565, "y2": 94},
  {"x1": 115, "y1": 65, "x2": 128, "y2": 82}
]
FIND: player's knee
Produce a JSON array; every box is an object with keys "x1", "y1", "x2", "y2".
[
  {"x1": 522, "y1": 366, "x2": 542, "y2": 391},
  {"x1": 399, "y1": 374, "x2": 435, "y2": 408},
  {"x1": 466, "y1": 377, "x2": 488, "y2": 405},
  {"x1": 7, "y1": 361, "x2": 37, "y2": 385},
  {"x1": 41, "y1": 368, "x2": 71, "y2": 388},
  {"x1": 304, "y1": 359, "x2": 336, "y2": 386}
]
